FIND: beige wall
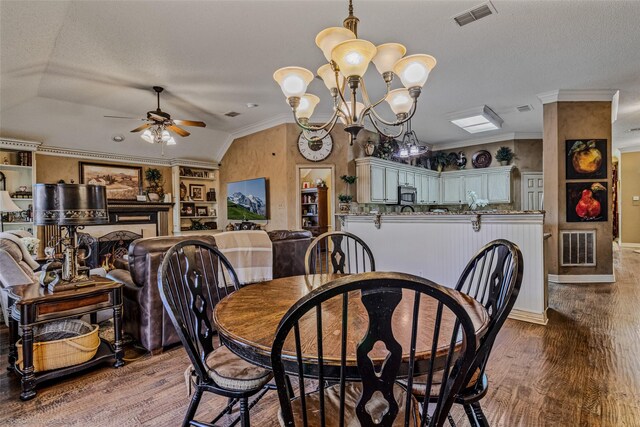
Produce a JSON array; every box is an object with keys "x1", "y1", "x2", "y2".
[
  {"x1": 543, "y1": 101, "x2": 613, "y2": 276},
  {"x1": 219, "y1": 123, "x2": 367, "y2": 231},
  {"x1": 620, "y1": 151, "x2": 640, "y2": 244}
]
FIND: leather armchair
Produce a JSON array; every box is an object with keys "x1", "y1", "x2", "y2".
[{"x1": 107, "y1": 230, "x2": 312, "y2": 352}]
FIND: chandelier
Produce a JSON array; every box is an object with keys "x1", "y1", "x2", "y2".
[
  {"x1": 273, "y1": 0, "x2": 436, "y2": 145},
  {"x1": 395, "y1": 120, "x2": 431, "y2": 158},
  {"x1": 140, "y1": 124, "x2": 176, "y2": 146}
]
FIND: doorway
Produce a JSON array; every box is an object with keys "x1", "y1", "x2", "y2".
[{"x1": 296, "y1": 165, "x2": 335, "y2": 234}]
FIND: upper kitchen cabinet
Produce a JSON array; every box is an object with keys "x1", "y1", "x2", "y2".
[{"x1": 356, "y1": 157, "x2": 401, "y2": 204}]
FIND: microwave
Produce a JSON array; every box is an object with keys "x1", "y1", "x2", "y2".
[{"x1": 398, "y1": 185, "x2": 417, "y2": 205}]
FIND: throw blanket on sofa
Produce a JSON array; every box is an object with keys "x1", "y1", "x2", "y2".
[{"x1": 214, "y1": 230, "x2": 273, "y2": 285}]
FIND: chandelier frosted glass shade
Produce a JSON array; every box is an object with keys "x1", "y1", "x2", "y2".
[
  {"x1": 386, "y1": 88, "x2": 413, "y2": 116},
  {"x1": 297, "y1": 94, "x2": 320, "y2": 119},
  {"x1": 331, "y1": 39, "x2": 377, "y2": 78},
  {"x1": 273, "y1": 1, "x2": 437, "y2": 145},
  {"x1": 315, "y1": 27, "x2": 356, "y2": 62},
  {"x1": 273, "y1": 67, "x2": 315, "y2": 99},
  {"x1": 372, "y1": 43, "x2": 407, "y2": 75},
  {"x1": 393, "y1": 54, "x2": 437, "y2": 89},
  {"x1": 141, "y1": 129, "x2": 154, "y2": 143}
]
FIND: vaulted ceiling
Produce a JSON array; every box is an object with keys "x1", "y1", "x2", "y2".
[{"x1": 1, "y1": 0, "x2": 639, "y2": 162}]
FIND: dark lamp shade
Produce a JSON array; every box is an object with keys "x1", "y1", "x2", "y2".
[{"x1": 34, "y1": 184, "x2": 109, "y2": 226}]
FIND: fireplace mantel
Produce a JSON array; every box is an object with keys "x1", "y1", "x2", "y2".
[{"x1": 107, "y1": 201, "x2": 174, "y2": 236}]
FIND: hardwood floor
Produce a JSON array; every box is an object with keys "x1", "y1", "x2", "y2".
[{"x1": 1, "y1": 247, "x2": 639, "y2": 426}]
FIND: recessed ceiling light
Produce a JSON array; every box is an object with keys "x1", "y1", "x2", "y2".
[
  {"x1": 112, "y1": 134, "x2": 125, "y2": 142},
  {"x1": 448, "y1": 105, "x2": 503, "y2": 134},
  {"x1": 246, "y1": 103, "x2": 259, "y2": 108}
]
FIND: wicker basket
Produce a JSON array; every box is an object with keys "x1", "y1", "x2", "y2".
[{"x1": 16, "y1": 319, "x2": 100, "y2": 372}]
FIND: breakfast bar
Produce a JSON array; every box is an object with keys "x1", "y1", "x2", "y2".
[{"x1": 339, "y1": 211, "x2": 548, "y2": 324}]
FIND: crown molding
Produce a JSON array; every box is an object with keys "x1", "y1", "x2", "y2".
[
  {"x1": 169, "y1": 158, "x2": 219, "y2": 169},
  {"x1": 618, "y1": 145, "x2": 640, "y2": 153},
  {"x1": 433, "y1": 132, "x2": 543, "y2": 150},
  {"x1": 0, "y1": 137, "x2": 42, "y2": 152},
  {"x1": 229, "y1": 113, "x2": 291, "y2": 141},
  {"x1": 537, "y1": 89, "x2": 618, "y2": 105}
]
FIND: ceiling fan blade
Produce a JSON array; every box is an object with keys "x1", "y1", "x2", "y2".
[
  {"x1": 130, "y1": 123, "x2": 151, "y2": 133},
  {"x1": 168, "y1": 125, "x2": 190, "y2": 137},
  {"x1": 105, "y1": 115, "x2": 146, "y2": 120},
  {"x1": 173, "y1": 119, "x2": 206, "y2": 128}
]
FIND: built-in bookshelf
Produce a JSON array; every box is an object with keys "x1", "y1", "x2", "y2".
[
  {"x1": 171, "y1": 164, "x2": 219, "y2": 235},
  {"x1": 301, "y1": 186, "x2": 328, "y2": 237},
  {"x1": 0, "y1": 148, "x2": 37, "y2": 233}
]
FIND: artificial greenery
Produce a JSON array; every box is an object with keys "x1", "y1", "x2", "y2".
[
  {"x1": 145, "y1": 168, "x2": 165, "y2": 197},
  {"x1": 338, "y1": 194, "x2": 353, "y2": 203},
  {"x1": 495, "y1": 146, "x2": 515, "y2": 163},
  {"x1": 340, "y1": 175, "x2": 357, "y2": 185},
  {"x1": 431, "y1": 152, "x2": 450, "y2": 171}
]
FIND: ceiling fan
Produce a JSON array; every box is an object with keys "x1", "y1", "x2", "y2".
[{"x1": 106, "y1": 86, "x2": 206, "y2": 145}]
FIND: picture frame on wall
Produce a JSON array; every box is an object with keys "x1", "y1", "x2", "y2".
[
  {"x1": 566, "y1": 139, "x2": 607, "y2": 180},
  {"x1": 189, "y1": 184, "x2": 205, "y2": 201},
  {"x1": 196, "y1": 206, "x2": 209, "y2": 216},
  {"x1": 566, "y1": 181, "x2": 608, "y2": 222},
  {"x1": 80, "y1": 162, "x2": 142, "y2": 200}
]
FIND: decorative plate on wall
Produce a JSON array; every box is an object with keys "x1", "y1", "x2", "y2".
[{"x1": 471, "y1": 150, "x2": 492, "y2": 168}]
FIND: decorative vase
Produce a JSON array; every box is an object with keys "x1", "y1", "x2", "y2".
[
  {"x1": 499, "y1": 160, "x2": 508, "y2": 166},
  {"x1": 364, "y1": 141, "x2": 376, "y2": 156},
  {"x1": 339, "y1": 203, "x2": 350, "y2": 213},
  {"x1": 147, "y1": 192, "x2": 160, "y2": 202},
  {"x1": 437, "y1": 164, "x2": 444, "y2": 173}
]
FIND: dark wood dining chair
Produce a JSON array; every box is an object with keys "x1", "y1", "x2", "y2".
[
  {"x1": 158, "y1": 240, "x2": 273, "y2": 427},
  {"x1": 271, "y1": 272, "x2": 480, "y2": 427},
  {"x1": 304, "y1": 231, "x2": 375, "y2": 275},
  {"x1": 407, "y1": 239, "x2": 524, "y2": 427}
]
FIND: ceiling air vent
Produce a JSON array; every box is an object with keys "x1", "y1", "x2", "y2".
[
  {"x1": 224, "y1": 111, "x2": 241, "y2": 117},
  {"x1": 453, "y1": 2, "x2": 495, "y2": 27},
  {"x1": 516, "y1": 104, "x2": 533, "y2": 113}
]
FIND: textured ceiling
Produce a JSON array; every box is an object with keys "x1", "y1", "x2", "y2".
[{"x1": 1, "y1": 0, "x2": 640, "y2": 161}]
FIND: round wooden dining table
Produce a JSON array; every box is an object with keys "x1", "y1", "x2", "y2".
[{"x1": 213, "y1": 274, "x2": 490, "y2": 379}]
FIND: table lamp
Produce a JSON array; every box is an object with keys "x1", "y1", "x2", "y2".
[
  {"x1": 34, "y1": 184, "x2": 108, "y2": 284},
  {"x1": 0, "y1": 190, "x2": 22, "y2": 232}
]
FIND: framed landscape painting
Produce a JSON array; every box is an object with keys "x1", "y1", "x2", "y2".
[
  {"x1": 566, "y1": 181, "x2": 608, "y2": 222},
  {"x1": 566, "y1": 139, "x2": 607, "y2": 180},
  {"x1": 80, "y1": 162, "x2": 142, "y2": 200}
]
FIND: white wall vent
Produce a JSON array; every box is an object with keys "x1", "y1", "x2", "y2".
[
  {"x1": 453, "y1": 2, "x2": 496, "y2": 27},
  {"x1": 516, "y1": 104, "x2": 533, "y2": 113},
  {"x1": 560, "y1": 230, "x2": 596, "y2": 266}
]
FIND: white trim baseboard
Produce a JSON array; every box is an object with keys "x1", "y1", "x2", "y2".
[
  {"x1": 548, "y1": 274, "x2": 616, "y2": 284},
  {"x1": 509, "y1": 308, "x2": 548, "y2": 325},
  {"x1": 620, "y1": 242, "x2": 640, "y2": 248}
]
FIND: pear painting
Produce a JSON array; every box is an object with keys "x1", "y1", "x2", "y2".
[{"x1": 566, "y1": 182, "x2": 608, "y2": 222}]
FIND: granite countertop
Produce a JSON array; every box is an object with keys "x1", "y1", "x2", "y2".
[{"x1": 339, "y1": 210, "x2": 545, "y2": 216}]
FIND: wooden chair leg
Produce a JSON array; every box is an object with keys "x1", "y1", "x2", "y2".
[
  {"x1": 183, "y1": 387, "x2": 203, "y2": 427},
  {"x1": 239, "y1": 397, "x2": 250, "y2": 427},
  {"x1": 463, "y1": 402, "x2": 490, "y2": 427}
]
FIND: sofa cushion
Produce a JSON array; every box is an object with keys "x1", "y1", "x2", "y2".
[{"x1": 267, "y1": 230, "x2": 312, "y2": 242}]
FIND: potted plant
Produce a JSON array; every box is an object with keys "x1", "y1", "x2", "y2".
[
  {"x1": 338, "y1": 194, "x2": 352, "y2": 213},
  {"x1": 145, "y1": 168, "x2": 165, "y2": 201},
  {"x1": 496, "y1": 146, "x2": 515, "y2": 166},
  {"x1": 340, "y1": 175, "x2": 357, "y2": 211},
  {"x1": 431, "y1": 152, "x2": 450, "y2": 173}
]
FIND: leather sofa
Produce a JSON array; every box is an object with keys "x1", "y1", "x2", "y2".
[{"x1": 107, "y1": 230, "x2": 312, "y2": 352}]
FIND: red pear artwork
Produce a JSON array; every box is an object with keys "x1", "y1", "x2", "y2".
[{"x1": 566, "y1": 182, "x2": 608, "y2": 222}]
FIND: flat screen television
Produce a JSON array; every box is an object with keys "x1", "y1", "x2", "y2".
[{"x1": 227, "y1": 177, "x2": 268, "y2": 220}]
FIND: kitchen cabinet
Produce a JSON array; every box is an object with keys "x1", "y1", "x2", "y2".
[
  {"x1": 356, "y1": 157, "x2": 513, "y2": 206},
  {"x1": 441, "y1": 175, "x2": 464, "y2": 204}
]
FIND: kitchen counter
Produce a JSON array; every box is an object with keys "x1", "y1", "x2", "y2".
[{"x1": 339, "y1": 211, "x2": 547, "y2": 325}]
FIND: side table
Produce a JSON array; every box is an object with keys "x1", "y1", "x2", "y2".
[{"x1": 7, "y1": 276, "x2": 125, "y2": 400}]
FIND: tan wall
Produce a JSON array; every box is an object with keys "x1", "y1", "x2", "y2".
[
  {"x1": 219, "y1": 123, "x2": 367, "y2": 231},
  {"x1": 35, "y1": 153, "x2": 174, "y2": 233},
  {"x1": 620, "y1": 151, "x2": 640, "y2": 244},
  {"x1": 543, "y1": 101, "x2": 613, "y2": 276}
]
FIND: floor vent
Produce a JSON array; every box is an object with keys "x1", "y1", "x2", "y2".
[
  {"x1": 516, "y1": 104, "x2": 533, "y2": 113},
  {"x1": 453, "y1": 3, "x2": 495, "y2": 27},
  {"x1": 561, "y1": 230, "x2": 596, "y2": 266}
]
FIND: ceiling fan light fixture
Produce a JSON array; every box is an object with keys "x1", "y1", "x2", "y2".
[
  {"x1": 166, "y1": 136, "x2": 177, "y2": 146},
  {"x1": 141, "y1": 129, "x2": 154, "y2": 143}
]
